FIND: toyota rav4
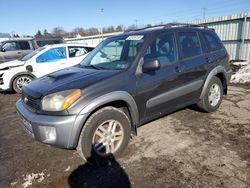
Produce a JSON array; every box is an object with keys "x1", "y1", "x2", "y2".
[{"x1": 16, "y1": 23, "x2": 232, "y2": 160}]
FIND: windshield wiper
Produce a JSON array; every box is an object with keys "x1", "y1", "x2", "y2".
[{"x1": 81, "y1": 65, "x2": 104, "y2": 70}]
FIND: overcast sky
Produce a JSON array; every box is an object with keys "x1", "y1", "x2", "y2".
[{"x1": 1, "y1": 0, "x2": 250, "y2": 35}]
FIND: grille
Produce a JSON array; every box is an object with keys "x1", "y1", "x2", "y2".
[{"x1": 22, "y1": 92, "x2": 41, "y2": 111}]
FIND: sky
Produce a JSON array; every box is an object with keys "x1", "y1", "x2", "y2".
[{"x1": 1, "y1": 0, "x2": 250, "y2": 36}]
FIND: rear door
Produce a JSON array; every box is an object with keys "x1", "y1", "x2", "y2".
[
  {"x1": 17, "y1": 41, "x2": 33, "y2": 57},
  {"x1": 135, "y1": 32, "x2": 183, "y2": 123},
  {"x1": 68, "y1": 46, "x2": 89, "y2": 65},
  {"x1": 201, "y1": 30, "x2": 227, "y2": 69},
  {"x1": 175, "y1": 31, "x2": 207, "y2": 103},
  {"x1": 33, "y1": 47, "x2": 68, "y2": 77}
]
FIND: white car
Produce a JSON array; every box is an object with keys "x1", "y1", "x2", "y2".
[{"x1": 0, "y1": 44, "x2": 94, "y2": 93}]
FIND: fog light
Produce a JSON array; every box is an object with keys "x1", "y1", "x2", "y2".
[{"x1": 43, "y1": 127, "x2": 56, "y2": 142}]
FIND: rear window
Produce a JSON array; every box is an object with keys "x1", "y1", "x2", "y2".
[
  {"x1": 178, "y1": 32, "x2": 202, "y2": 59},
  {"x1": 202, "y1": 31, "x2": 222, "y2": 51}
]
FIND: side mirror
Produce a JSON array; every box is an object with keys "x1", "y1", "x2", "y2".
[
  {"x1": 142, "y1": 58, "x2": 160, "y2": 73},
  {"x1": 0, "y1": 47, "x2": 6, "y2": 52}
]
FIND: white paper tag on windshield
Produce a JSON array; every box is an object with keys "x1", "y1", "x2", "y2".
[{"x1": 126, "y1": 35, "x2": 144, "y2": 40}]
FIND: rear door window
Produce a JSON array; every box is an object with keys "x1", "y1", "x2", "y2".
[
  {"x1": 178, "y1": 32, "x2": 202, "y2": 59},
  {"x1": 18, "y1": 41, "x2": 31, "y2": 50},
  {"x1": 68, "y1": 47, "x2": 88, "y2": 58},
  {"x1": 202, "y1": 31, "x2": 222, "y2": 51}
]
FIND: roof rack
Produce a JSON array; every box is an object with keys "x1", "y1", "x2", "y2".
[
  {"x1": 124, "y1": 22, "x2": 208, "y2": 33},
  {"x1": 164, "y1": 22, "x2": 208, "y2": 28}
]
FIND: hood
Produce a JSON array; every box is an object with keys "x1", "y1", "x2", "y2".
[
  {"x1": 0, "y1": 59, "x2": 25, "y2": 70},
  {"x1": 23, "y1": 67, "x2": 119, "y2": 98}
]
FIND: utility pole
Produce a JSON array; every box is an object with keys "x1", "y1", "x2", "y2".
[
  {"x1": 202, "y1": 8, "x2": 207, "y2": 19},
  {"x1": 100, "y1": 8, "x2": 104, "y2": 41},
  {"x1": 135, "y1": 19, "x2": 138, "y2": 29}
]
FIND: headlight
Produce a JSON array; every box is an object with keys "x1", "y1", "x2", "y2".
[{"x1": 41, "y1": 89, "x2": 81, "y2": 111}]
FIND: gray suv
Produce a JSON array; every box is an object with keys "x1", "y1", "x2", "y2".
[
  {"x1": 16, "y1": 23, "x2": 232, "y2": 161},
  {"x1": 0, "y1": 37, "x2": 63, "y2": 63}
]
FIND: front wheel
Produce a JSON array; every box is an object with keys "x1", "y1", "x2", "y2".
[
  {"x1": 13, "y1": 75, "x2": 33, "y2": 93},
  {"x1": 77, "y1": 107, "x2": 131, "y2": 161},
  {"x1": 198, "y1": 76, "x2": 223, "y2": 112}
]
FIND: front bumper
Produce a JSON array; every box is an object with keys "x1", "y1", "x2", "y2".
[{"x1": 16, "y1": 99, "x2": 88, "y2": 149}]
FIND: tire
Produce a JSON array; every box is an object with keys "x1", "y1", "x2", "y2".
[
  {"x1": 13, "y1": 75, "x2": 33, "y2": 93},
  {"x1": 198, "y1": 76, "x2": 223, "y2": 113},
  {"x1": 77, "y1": 106, "x2": 131, "y2": 162}
]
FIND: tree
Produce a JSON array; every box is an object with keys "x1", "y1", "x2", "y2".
[
  {"x1": 43, "y1": 29, "x2": 51, "y2": 37},
  {"x1": 35, "y1": 30, "x2": 43, "y2": 38},
  {"x1": 51, "y1": 27, "x2": 65, "y2": 36},
  {"x1": 126, "y1": 24, "x2": 137, "y2": 31},
  {"x1": 115, "y1": 25, "x2": 124, "y2": 32}
]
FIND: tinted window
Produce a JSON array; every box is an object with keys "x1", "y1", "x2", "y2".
[
  {"x1": 203, "y1": 32, "x2": 222, "y2": 51},
  {"x1": 144, "y1": 33, "x2": 177, "y2": 65},
  {"x1": 18, "y1": 41, "x2": 31, "y2": 50},
  {"x1": 178, "y1": 32, "x2": 201, "y2": 59},
  {"x1": 2, "y1": 42, "x2": 18, "y2": 51},
  {"x1": 68, "y1": 47, "x2": 87, "y2": 57},
  {"x1": 36, "y1": 47, "x2": 66, "y2": 63}
]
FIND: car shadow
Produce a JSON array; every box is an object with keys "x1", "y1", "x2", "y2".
[{"x1": 68, "y1": 149, "x2": 131, "y2": 188}]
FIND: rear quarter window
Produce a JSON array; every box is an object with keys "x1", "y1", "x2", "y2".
[{"x1": 202, "y1": 31, "x2": 222, "y2": 52}]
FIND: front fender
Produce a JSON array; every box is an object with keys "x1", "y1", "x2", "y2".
[{"x1": 79, "y1": 91, "x2": 139, "y2": 126}]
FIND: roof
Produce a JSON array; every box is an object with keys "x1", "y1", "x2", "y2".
[
  {"x1": 43, "y1": 43, "x2": 95, "y2": 48},
  {"x1": 110, "y1": 23, "x2": 211, "y2": 39}
]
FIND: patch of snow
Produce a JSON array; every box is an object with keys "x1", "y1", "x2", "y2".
[
  {"x1": 231, "y1": 61, "x2": 249, "y2": 66},
  {"x1": 64, "y1": 166, "x2": 71, "y2": 172},
  {"x1": 231, "y1": 64, "x2": 250, "y2": 84},
  {"x1": 22, "y1": 172, "x2": 45, "y2": 188}
]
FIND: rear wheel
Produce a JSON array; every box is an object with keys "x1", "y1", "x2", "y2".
[
  {"x1": 13, "y1": 75, "x2": 33, "y2": 93},
  {"x1": 77, "y1": 106, "x2": 131, "y2": 162},
  {"x1": 198, "y1": 76, "x2": 223, "y2": 112}
]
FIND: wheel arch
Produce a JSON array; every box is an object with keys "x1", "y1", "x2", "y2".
[
  {"x1": 9, "y1": 71, "x2": 36, "y2": 89},
  {"x1": 200, "y1": 66, "x2": 228, "y2": 99},
  {"x1": 70, "y1": 91, "x2": 139, "y2": 148},
  {"x1": 79, "y1": 91, "x2": 139, "y2": 134}
]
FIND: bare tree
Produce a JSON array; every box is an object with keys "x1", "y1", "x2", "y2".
[{"x1": 51, "y1": 27, "x2": 65, "y2": 36}]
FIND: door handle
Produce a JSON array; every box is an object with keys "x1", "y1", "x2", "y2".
[
  {"x1": 206, "y1": 57, "x2": 212, "y2": 63},
  {"x1": 17, "y1": 52, "x2": 21, "y2": 54},
  {"x1": 175, "y1": 66, "x2": 182, "y2": 73}
]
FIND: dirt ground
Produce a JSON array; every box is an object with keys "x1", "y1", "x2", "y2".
[{"x1": 0, "y1": 85, "x2": 249, "y2": 188}]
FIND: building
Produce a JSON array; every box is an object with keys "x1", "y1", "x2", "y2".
[
  {"x1": 0, "y1": 33, "x2": 11, "y2": 42},
  {"x1": 65, "y1": 12, "x2": 250, "y2": 61}
]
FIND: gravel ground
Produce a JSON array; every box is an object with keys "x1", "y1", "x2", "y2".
[{"x1": 0, "y1": 85, "x2": 249, "y2": 188}]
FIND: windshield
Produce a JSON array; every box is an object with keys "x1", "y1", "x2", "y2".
[
  {"x1": 20, "y1": 47, "x2": 45, "y2": 61},
  {"x1": 80, "y1": 35, "x2": 144, "y2": 70}
]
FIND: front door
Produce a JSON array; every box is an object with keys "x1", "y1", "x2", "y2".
[
  {"x1": 135, "y1": 32, "x2": 182, "y2": 123},
  {"x1": 0, "y1": 41, "x2": 22, "y2": 63},
  {"x1": 33, "y1": 47, "x2": 69, "y2": 77}
]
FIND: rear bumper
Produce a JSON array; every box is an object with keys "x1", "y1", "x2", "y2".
[{"x1": 16, "y1": 99, "x2": 88, "y2": 149}]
